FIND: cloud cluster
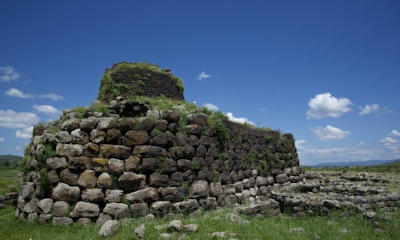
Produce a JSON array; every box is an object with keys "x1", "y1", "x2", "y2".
[
  {"x1": 312, "y1": 125, "x2": 350, "y2": 141},
  {"x1": 197, "y1": 71, "x2": 211, "y2": 80},
  {"x1": 0, "y1": 109, "x2": 39, "y2": 128},
  {"x1": 33, "y1": 104, "x2": 61, "y2": 115},
  {"x1": 5, "y1": 88, "x2": 63, "y2": 101},
  {"x1": 295, "y1": 139, "x2": 306, "y2": 149},
  {"x1": 226, "y1": 112, "x2": 255, "y2": 125},
  {"x1": 359, "y1": 104, "x2": 380, "y2": 116},
  {"x1": 380, "y1": 130, "x2": 400, "y2": 158},
  {"x1": 0, "y1": 137, "x2": 4, "y2": 142},
  {"x1": 5, "y1": 88, "x2": 32, "y2": 98},
  {"x1": 307, "y1": 93, "x2": 352, "y2": 119},
  {"x1": 203, "y1": 103, "x2": 219, "y2": 112},
  {"x1": 297, "y1": 142, "x2": 385, "y2": 165},
  {"x1": 0, "y1": 109, "x2": 40, "y2": 140},
  {"x1": 0, "y1": 66, "x2": 19, "y2": 82},
  {"x1": 16, "y1": 127, "x2": 33, "y2": 139},
  {"x1": 202, "y1": 102, "x2": 255, "y2": 125}
]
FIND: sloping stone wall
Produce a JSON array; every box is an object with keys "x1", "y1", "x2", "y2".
[{"x1": 16, "y1": 99, "x2": 300, "y2": 226}]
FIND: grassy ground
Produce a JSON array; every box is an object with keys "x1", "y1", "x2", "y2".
[
  {"x1": 0, "y1": 165, "x2": 19, "y2": 195},
  {"x1": 1, "y1": 206, "x2": 399, "y2": 240}
]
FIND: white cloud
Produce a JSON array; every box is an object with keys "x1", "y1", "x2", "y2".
[
  {"x1": 203, "y1": 103, "x2": 219, "y2": 112},
  {"x1": 5, "y1": 88, "x2": 63, "y2": 101},
  {"x1": 359, "y1": 104, "x2": 380, "y2": 116},
  {"x1": 33, "y1": 104, "x2": 61, "y2": 115},
  {"x1": 0, "y1": 137, "x2": 4, "y2": 142},
  {"x1": 16, "y1": 126, "x2": 33, "y2": 139},
  {"x1": 5, "y1": 88, "x2": 33, "y2": 98},
  {"x1": 381, "y1": 130, "x2": 400, "y2": 158},
  {"x1": 0, "y1": 66, "x2": 19, "y2": 82},
  {"x1": 307, "y1": 93, "x2": 352, "y2": 119},
  {"x1": 312, "y1": 125, "x2": 350, "y2": 141},
  {"x1": 38, "y1": 93, "x2": 64, "y2": 101},
  {"x1": 295, "y1": 139, "x2": 306, "y2": 149},
  {"x1": 226, "y1": 112, "x2": 255, "y2": 126},
  {"x1": 389, "y1": 130, "x2": 400, "y2": 137},
  {"x1": 197, "y1": 71, "x2": 211, "y2": 80},
  {"x1": 0, "y1": 109, "x2": 39, "y2": 128}
]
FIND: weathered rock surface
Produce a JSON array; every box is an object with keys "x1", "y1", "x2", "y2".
[{"x1": 99, "y1": 220, "x2": 120, "y2": 237}]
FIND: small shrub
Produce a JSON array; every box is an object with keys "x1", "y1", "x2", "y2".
[
  {"x1": 39, "y1": 169, "x2": 50, "y2": 191},
  {"x1": 92, "y1": 101, "x2": 110, "y2": 115},
  {"x1": 113, "y1": 83, "x2": 128, "y2": 96},
  {"x1": 178, "y1": 113, "x2": 188, "y2": 135},
  {"x1": 207, "y1": 112, "x2": 228, "y2": 147},
  {"x1": 264, "y1": 135, "x2": 273, "y2": 144},
  {"x1": 36, "y1": 144, "x2": 56, "y2": 166},
  {"x1": 71, "y1": 106, "x2": 88, "y2": 119}
]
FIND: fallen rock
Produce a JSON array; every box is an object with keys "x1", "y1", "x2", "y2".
[
  {"x1": 183, "y1": 224, "x2": 198, "y2": 232},
  {"x1": 227, "y1": 212, "x2": 249, "y2": 224},
  {"x1": 96, "y1": 213, "x2": 112, "y2": 227},
  {"x1": 99, "y1": 220, "x2": 120, "y2": 237},
  {"x1": 135, "y1": 223, "x2": 146, "y2": 238},
  {"x1": 363, "y1": 211, "x2": 377, "y2": 220},
  {"x1": 168, "y1": 220, "x2": 183, "y2": 232},
  {"x1": 160, "y1": 233, "x2": 172, "y2": 239}
]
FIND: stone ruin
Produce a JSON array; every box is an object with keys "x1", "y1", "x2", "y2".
[
  {"x1": 15, "y1": 62, "x2": 301, "y2": 226},
  {"x1": 15, "y1": 62, "x2": 400, "y2": 228}
]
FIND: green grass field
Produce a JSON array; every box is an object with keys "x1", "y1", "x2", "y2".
[
  {"x1": 1, "y1": 206, "x2": 400, "y2": 240},
  {"x1": 0, "y1": 165, "x2": 19, "y2": 195}
]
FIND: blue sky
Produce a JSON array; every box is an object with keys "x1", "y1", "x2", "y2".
[{"x1": 0, "y1": 0, "x2": 399, "y2": 165}]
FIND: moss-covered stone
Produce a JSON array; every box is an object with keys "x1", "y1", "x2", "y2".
[{"x1": 97, "y1": 62, "x2": 184, "y2": 103}]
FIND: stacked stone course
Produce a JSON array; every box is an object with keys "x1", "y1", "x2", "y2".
[{"x1": 16, "y1": 99, "x2": 300, "y2": 225}]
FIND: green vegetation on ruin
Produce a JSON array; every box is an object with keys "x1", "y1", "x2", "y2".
[{"x1": 97, "y1": 62, "x2": 184, "y2": 102}]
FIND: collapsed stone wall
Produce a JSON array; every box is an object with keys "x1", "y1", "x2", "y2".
[{"x1": 15, "y1": 99, "x2": 300, "y2": 226}]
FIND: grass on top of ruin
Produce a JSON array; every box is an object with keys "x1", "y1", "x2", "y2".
[{"x1": 1, "y1": 206, "x2": 400, "y2": 240}]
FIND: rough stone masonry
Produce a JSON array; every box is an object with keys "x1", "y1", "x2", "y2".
[{"x1": 15, "y1": 62, "x2": 301, "y2": 226}]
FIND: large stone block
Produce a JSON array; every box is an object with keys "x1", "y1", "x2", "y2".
[
  {"x1": 81, "y1": 188, "x2": 104, "y2": 203},
  {"x1": 52, "y1": 183, "x2": 80, "y2": 203},
  {"x1": 189, "y1": 180, "x2": 209, "y2": 198},
  {"x1": 118, "y1": 172, "x2": 146, "y2": 192},
  {"x1": 130, "y1": 203, "x2": 149, "y2": 217},
  {"x1": 124, "y1": 131, "x2": 149, "y2": 146},
  {"x1": 77, "y1": 170, "x2": 97, "y2": 188},
  {"x1": 70, "y1": 201, "x2": 100, "y2": 218},
  {"x1": 172, "y1": 199, "x2": 199, "y2": 214},
  {"x1": 52, "y1": 201, "x2": 70, "y2": 217},
  {"x1": 125, "y1": 187, "x2": 159, "y2": 203},
  {"x1": 108, "y1": 158, "x2": 125, "y2": 174},
  {"x1": 97, "y1": 172, "x2": 113, "y2": 189},
  {"x1": 133, "y1": 145, "x2": 167, "y2": 157},
  {"x1": 103, "y1": 203, "x2": 130, "y2": 219},
  {"x1": 56, "y1": 144, "x2": 84, "y2": 157},
  {"x1": 100, "y1": 144, "x2": 132, "y2": 159},
  {"x1": 151, "y1": 201, "x2": 171, "y2": 216}
]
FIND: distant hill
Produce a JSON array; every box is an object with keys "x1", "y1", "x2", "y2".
[
  {"x1": 312, "y1": 159, "x2": 400, "y2": 167},
  {"x1": 0, "y1": 155, "x2": 22, "y2": 166}
]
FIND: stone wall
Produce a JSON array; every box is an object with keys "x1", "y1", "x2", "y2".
[{"x1": 16, "y1": 99, "x2": 300, "y2": 225}]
